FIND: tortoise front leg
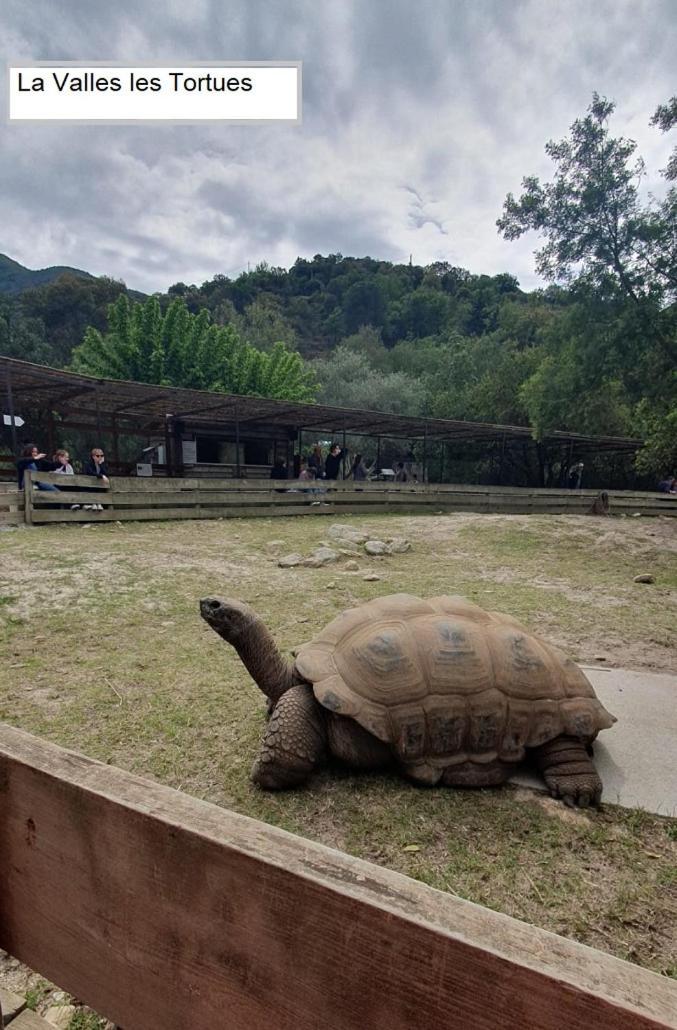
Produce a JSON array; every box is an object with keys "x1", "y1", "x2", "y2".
[
  {"x1": 532, "y1": 735, "x2": 602, "y2": 808},
  {"x1": 252, "y1": 684, "x2": 327, "y2": 789}
]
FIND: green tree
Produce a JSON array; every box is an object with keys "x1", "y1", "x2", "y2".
[
  {"x1": 497, "y1": 94, "x2": 665, "y2": 304},
  {"x1": 311, "y1": 345, "x2": 427, "y2": 415},
  {"x1": 71, "y1": 295, "x2": 316, "y2": 402}
]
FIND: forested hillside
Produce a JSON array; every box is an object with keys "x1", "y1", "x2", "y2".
[
  {"x1": 1, "y1": 94, "x2": 675, "y2": 475},
  {"x1": 0, "y1": 252, "x2": 94, "y2": 294}
]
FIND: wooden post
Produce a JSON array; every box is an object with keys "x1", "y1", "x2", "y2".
[
  {"x1": 5, "y1": 361, "x2": 18, "y2": 458},
  {"x1": 234, "y1": 401, "x2": 241, "y2": 478},
  {"x1": 47, "y1": 410, "x2": 55, "y2": 458},
  {"x1": 376, "y1": 436, "x2": 381, "y2": 474},
  {"x1": 499, "y1": 433, "x2": 507, "y2": 485},
  {"x1": 164, "y1": 416, "x2": 174, "y2": 478},
  {"x1": 94, "y1": 386, "x2": 102, "y2": 439},
  {"x1": 422, "y1": 422, "x2": 428, "y2": 484},
  {"x1": 0, "y1": 723, "x2": 675, "y2": 1030},
  {"x1": 112, "y1": 414, "x2": 120, "y2": 466},
  {"x1": 342, "y1": 421, "x2": 347, "y2": 480},
  {"x1": 23, "y1": 468, "x2": 33, "y2": 525}
]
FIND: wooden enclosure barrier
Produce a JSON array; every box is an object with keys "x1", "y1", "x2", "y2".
[
  {"x1": 0, "y1": 484, "x2": 23, "y2": 526},
  {"x1": 0, "y1": 723, "x2": 676, "y2": 1030},
  {"x1": 21, "y1": 470, "x2": 677, "y2": 524}
]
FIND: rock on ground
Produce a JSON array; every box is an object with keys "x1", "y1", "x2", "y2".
[
  {"x1": 278, "y1": 553, "x2": 304, "y2": 568},
  {"x1": 387, "y1": 537, "x2": 411, "y2": 553},
  {"x1": 303, "y1": 547, "x2": 340, "y2": 567},
  {"x1": 328, "y1": 523, "x2": 369, "y2": 545},
  {"x1": 364, "y1": 540, "x2": 389, "y2": 555}
]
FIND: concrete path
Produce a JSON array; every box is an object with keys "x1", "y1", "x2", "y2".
[{"x1": 511, "y1": 667, "x2": 677, "y2": 817}]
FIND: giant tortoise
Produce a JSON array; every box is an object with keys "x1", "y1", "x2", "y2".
[{"x1": 200, "y1": 593, "x2": 616, "y2": 807}]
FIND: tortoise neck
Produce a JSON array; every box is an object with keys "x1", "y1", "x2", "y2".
[{"x1": 227, "y1": 619, "x2": 298, "y2": 703}]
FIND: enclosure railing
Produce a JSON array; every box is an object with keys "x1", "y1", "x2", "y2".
[
  {"x1": 20, "y1": 470, "x2": 677, "y2": 524},
  {"x1": 1, "y1": 723, "x2": 676, "y2": 1030},
  {"x1": 0, "y1": 483, "x2": 23, "y2": 525}
]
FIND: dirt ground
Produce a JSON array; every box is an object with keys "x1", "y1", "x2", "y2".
[{"x1": 0, "y1": 511, "x2": 675, "y2": 1025}]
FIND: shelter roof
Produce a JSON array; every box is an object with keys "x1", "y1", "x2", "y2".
[{"x1": 0, "y1": 356, "x2": 642, "y2": 453}]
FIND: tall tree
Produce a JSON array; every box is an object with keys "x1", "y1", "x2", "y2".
[
  {"x1": 72, "y1": 295, "x2": 316, "y2": 402},
  {"x1": 497, "y1": 94, "x2": 669, "y2": 304}
]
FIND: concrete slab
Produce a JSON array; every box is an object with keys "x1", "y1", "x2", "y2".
[{"x1": 511, "y1": 667, "x2": 677, "y2": 816}]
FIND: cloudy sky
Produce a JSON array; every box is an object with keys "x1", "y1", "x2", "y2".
[{"x1": 2, "y1": 0, "x2": 676, "y2": 294}]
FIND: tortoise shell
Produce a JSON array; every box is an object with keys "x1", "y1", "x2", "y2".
[{"x1": 294, "y1": 594, "x2": 615, "y2": 769}]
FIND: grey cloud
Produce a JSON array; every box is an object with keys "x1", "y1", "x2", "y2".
[{"x1": 1, "y1": 0, "x2": 676, "y2": 294}]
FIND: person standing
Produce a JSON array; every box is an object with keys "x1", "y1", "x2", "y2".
[
  {"x1": 307, "y1": 443, "x2": 324, "y2": 479},
  {"x1": 324, "y1": 443, "x2": 346, "y2": 481},
  {"x1": 350, "y1": 454, "x2": 368, "y2": 481},
  {"x1": 568, "y1": 462, "x2": 584, "y2": 490}
]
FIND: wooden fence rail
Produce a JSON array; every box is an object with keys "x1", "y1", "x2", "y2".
[
  {"x1": 21, "y1": 471, "x2": 677, "y2": 524},
  {"x1": 0, "y1": 485, "x2": 23, "y2": 526},
  {"x1": 0, "y1": 724, "x2": 676, "y2": 1030}
]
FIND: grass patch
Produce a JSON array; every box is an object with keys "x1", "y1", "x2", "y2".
[{"x1": 0, "y1": 512, "x2": 675, "y2": 983}]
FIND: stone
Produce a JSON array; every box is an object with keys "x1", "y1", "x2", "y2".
[
  {"x1": 364, "y1": 539, "x2": 388, "y2": 556},
  {"x1": 305, "y1": 547, "x2": 339, "y2": 566},
  {"x1": 363, "y1": 573, "x2": 381, "y2": 581},
  {"x1": 344, "y1": 561, "x2": 359, "y2": 571},
  {"x1": 278, "y1": 553, "x2": 304, "y2": 568},
  {"x1": 325, "y1": 581, "x2": 337, "y2": 589},
  {"x1": 328, "y1": 523, "x2": 369, "y2": 545},
  {"x1": 386, "y1": 537, "x2": 411, "y2": 553},
  {"x1": 633, "y1": 574, "x2": 654, "y2": 584},
  {"x1": 44, "y1": 1004, "x2": 77, "y2": 1028},
  {"x1": 0, "y1": 985, "x2": 26, "y2": 1022}
]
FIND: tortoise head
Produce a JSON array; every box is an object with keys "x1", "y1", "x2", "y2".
[
  {"x1": 200, "y1": 596, "x2": 298, "y2": 703},
  {"x1": 200, "y1": 597, "x2": 257, "y2": 643}
]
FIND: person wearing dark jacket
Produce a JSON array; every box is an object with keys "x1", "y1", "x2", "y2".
[
  {"x1": 269, "y1": 458, "x2": 288, "y2": 480},
  {"x1": 16, "y1": 444, "x2": 60, "y2": 491},
  {"x1": 324, "y1": 443, "x2": 346, "y2": 480},
  {"x1": 82, "y1": 447, "x2": 110, "y2": 510}
]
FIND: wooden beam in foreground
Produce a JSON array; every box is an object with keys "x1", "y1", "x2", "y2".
[{"x1": 0, "y1": 725, "x2": 675, "y2": 1030}]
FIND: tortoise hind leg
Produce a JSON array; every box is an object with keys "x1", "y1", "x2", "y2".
[
  {"x1": 252, "y1": 684, "x2": 327, "y2": 789},
  {"x1": 532, "y1": 735, "x2": 602, "y2": 807}
]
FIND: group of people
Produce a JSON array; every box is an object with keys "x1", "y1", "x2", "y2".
[
  {"x1": 269, "y1": 443, "x2": 373, "y2": 482},
  {"x1": 658, "y1": 475, "x2": 677, "y2": 494},
  {"x1": 17, "y1": 443, "x2": 110, "y2": 509}
]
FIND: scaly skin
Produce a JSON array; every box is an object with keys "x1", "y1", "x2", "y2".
[
  {"x1": 200, "y1": 597, "x2": 297, "y2": 704},
  {"x1": 533, "y1": 735, "x2": 603, "y2": 807},
  {"x1": 252, "y1": 684, "x2": 327, "y2": 788}
]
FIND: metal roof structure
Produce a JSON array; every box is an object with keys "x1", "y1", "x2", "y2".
[{"x1": 1, "y1": 356, "x2": 642, "y2": 453}]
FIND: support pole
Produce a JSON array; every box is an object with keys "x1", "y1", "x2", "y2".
[
  {"x1": 342, "y1": 421, "x2": 347, "y2": 480},
  {"x1": 499, "y1": 432, "x2": 506, "y2": 486},
  {"x1": 376, "y1": 436, "x2": 381, "y2": 474},
  {"x1": 94, "y1": 386, "x2": 102, "y2": 439},
  {"x1": 6, "y1": 363, "x2": 18, "y2": 458},
  {"x1": 112, "y1": 414, "x2": 120, "y2": 466},
  {"x1": 164, "y1": 415, "x2": 174, "y2": 478},
  {"x1": 47, "y1": 411, "x2": 55, "y2": 458},
  {"x1": 234, "y1": 401, "x2": 241, "y2": 479},
  {"x1": 422, "y1": 422, "x2": 428, "y2": 484}
]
